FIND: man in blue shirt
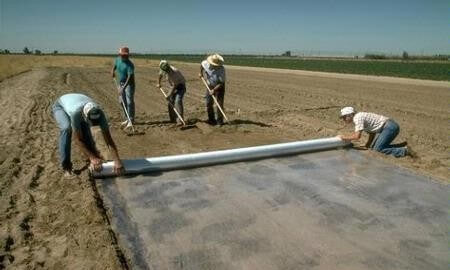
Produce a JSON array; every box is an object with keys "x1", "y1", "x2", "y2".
[
  {"x1": 111, "y1": 47, "x2": 136, "y2": 128},
  {"x1": 52, "y1": 93, "x2": 124, "y2": 177}
]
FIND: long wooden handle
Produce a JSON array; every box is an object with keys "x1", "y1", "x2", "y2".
[
  {"x1": 159, "y1": 87, "x2": 186, "y2": 126},
  {"x1": 200, "y1": 77, "x2": 229, "y2": 122},
  {"x1": 113, "y1": 78, "x2": 135, "y2": 132}
]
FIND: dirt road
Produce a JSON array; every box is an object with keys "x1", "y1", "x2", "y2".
[{"x1": 0, "y1": 61, "x2": 448, "y2": 269}]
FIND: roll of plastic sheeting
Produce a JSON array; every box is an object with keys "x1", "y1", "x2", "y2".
[{"x1": 92, "y1": 137, "x2": 347, "y2": 178}]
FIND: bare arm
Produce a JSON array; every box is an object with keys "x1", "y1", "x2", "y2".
[
  {"x1": 111, "y1": 65, "x2": 116, "y2": 78},
  {"x1": 74, "y1": 130, "x2": 103, "y2": 163},
  {"x1": 156, "y1": 73, "x2": 163, "y2": 88},
  {"x1": 338, "y1": 131, "x2": 362, "y2": 142},
  {"x1": 198, "y1": 66, "x2": 204, "y2": 79},
  {"x1": 122, "y1": 74, "x2": 133, "y2": 89},
  {"x1": 211, "y1": 83, "x2": 224, "y2": 93},
  {"x1": 101, "y1": 128, "x2": 124, "y2": 175}
]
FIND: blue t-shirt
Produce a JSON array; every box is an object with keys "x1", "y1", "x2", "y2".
[
  {"x1": 58, "y1": 93, "x2": 109, "y2": 131},
  {"x1": 114, "y1": 57, "x2": 135, "y2": 85}
]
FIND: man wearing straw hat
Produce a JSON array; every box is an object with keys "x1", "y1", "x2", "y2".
[
  {"x1": 156, "y1": 60, "x2": 187, "y2": 124},
  {"x1": 199, "y1": 54, "x2": 226, "y2": 125},
  {"x1": 111, "y1": 46, "x2": 136, "y2": 129}
]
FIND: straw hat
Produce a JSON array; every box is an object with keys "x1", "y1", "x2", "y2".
[
  {"x1": 118, "y1": 47, "x2": 130, "y2": 55},
  {"x1": 207, "y1": 54, "x2": 224, "y2": 66}
]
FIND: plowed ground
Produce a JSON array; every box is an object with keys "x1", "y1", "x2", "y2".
[{"x1": 0, "y1": 60, "x2": 448, "y2": 269}]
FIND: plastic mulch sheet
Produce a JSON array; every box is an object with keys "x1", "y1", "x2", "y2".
[{"x1": 96, "y1": 149, "x2": 449, "y2": 270}]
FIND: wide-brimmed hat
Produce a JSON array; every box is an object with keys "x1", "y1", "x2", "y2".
[
  {"x1": 340, "y1": 106, "x2": 355, "y2": 118},
  {"x1": 118, "y1": 47, "x2": 130, "y2": 56},
  {"x1": 207, "y1": 54, "x2": 224, "y2": 66}
]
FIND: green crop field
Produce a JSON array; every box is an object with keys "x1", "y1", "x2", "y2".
[{"x1": 139, "y1": 54, "x2": 450, "y2": 81}]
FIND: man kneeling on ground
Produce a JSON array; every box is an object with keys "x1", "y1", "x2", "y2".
[
  {"x1": 52, "y1": 93, "x2": 124, "y2": 177},
  {"x1": 337, "y1": 106, "x2": 413, "y2": 158}
]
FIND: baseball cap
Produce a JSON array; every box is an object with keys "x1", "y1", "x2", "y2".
[
  {"x1": 83, "y1": 102, "x2": 101, "y2": 121},
  {"x1": 340, "y1": 107, "x2": 355, "y2": 117},
  {"x1": 119, "y1": 47, "x2": 130, "y2": 55}
]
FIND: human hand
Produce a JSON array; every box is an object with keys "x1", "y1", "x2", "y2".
[
  {"x1": 118, "y1": 86, "x2": 124, "y2": 96},
  {"x1": 90, "y1": 156, "x2": 103, "y2": 172},
  {"x1": 114, "y1": 160, "x2": 125, "y2": 175}
]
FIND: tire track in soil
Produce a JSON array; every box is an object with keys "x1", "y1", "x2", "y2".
[{"x1": 0, "y1": 68, "x2": 124, "y2": 269}]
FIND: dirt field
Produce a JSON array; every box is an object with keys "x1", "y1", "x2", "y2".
[{"x1": 0, "y1": 56, "x2": 448, "y2": 269}]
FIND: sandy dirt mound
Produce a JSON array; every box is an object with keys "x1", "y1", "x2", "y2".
[{"x1": 0, "y1": 63, "x2": 448, "y2": 269}]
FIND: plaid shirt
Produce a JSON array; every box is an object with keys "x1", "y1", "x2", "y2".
[{"x1": 353, "y1": 112, "x2": 388, "y2": 133}]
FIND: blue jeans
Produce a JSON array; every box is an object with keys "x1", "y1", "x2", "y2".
[
  {"x1": 120, "y1": 83, "x2": 135, "y2": 122},
  {"x1": 373, "y1": 120, "x2": 406, "y2": 157},
  {"x1": 205, "y1": 85, "x2": 225, "y2": 124},
  {"x1": 168, "y1": 83, "x2": 186, "y2": 122},
  {"x1": 52, "y1": 102, "x2": 97, "y2": 170}
]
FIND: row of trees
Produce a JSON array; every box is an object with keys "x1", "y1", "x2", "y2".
[
  {"x1": 363, "y1": 51, "x2": 449, "y2": 61},
  {"x1": 1, "y1": 47, "x2": 59, "y2": 55},
  {"x1": 364, "y1": 51, "x2": 410, "y2": 60},
  {"x1": 23, "y1": 47, "x2": 58, "y2": 55}
]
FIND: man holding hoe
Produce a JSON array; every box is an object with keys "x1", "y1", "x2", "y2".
[
  {"x1": 156, "y1": 60, "x2": 187, "y2": 124},
  {"x1": 111, "y1": 46, "x2": 136, "y2": 129},
  {"x1": 52, "y1": 93, "x2": 124, "y2": 177},
  {"x1": 199, "y1": 54, "x2": 226, "y2": 126}
]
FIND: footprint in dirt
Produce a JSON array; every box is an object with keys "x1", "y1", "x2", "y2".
[
  {"x1": 28, "y1": 165, "x2": 44, "y2": 189},
  {"x1": 62, "y1": 73, "x2": 71, "y2": 85}
]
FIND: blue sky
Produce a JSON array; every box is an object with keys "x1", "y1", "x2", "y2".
[{"x1": 0, "y1": 0, "x2": 448, "y2": 55}]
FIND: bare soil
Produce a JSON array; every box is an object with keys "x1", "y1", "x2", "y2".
[{"x1": 0, "y1": 61, "x2": 448, "y2": 269}]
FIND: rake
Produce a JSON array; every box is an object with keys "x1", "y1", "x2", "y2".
[{"x1": 113, "y1": 78, "x2": 137, "y2": 133}]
